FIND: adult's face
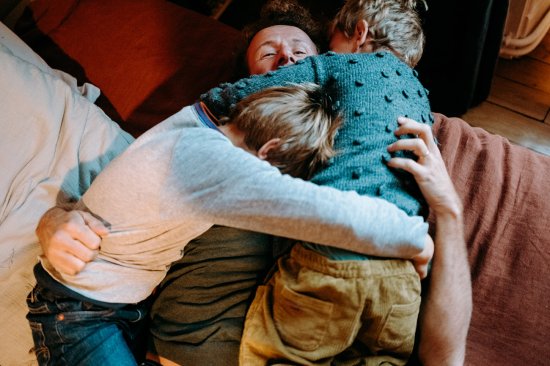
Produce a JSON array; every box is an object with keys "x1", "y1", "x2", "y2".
[{"x1": 246, "y1": 25, "x2": 318, "y2": 75}]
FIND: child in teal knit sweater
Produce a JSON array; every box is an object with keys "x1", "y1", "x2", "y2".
[{"x1": 201, "y1": 1, "x2": 433, "y2": 364}]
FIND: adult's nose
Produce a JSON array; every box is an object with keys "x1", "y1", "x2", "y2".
[{"x1": 278, "y1": 50, "x2": 296, "y2": 67}]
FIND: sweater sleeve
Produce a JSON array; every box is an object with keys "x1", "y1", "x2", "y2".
[
  {"x1": 165, "y1": 127, "x2": 427, "y2": 259},
  {"x1": 200, "y1": 57, "x2": 319, "y2": 117}
]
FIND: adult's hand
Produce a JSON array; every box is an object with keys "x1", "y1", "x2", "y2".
[
  {"x1": 386, "y1": 116, "x2": 462, "y2": 217},
  {"x1": 36, "y1": 207, "x2": 108, "y2": 275},
  {"x1": 386, "y1": 117, "x2": 472, "y2": 365}
]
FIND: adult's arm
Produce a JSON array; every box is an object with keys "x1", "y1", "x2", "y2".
[
  {"x1": 38, "y1": 196, "x2": 432, "y2": 278},
  {"x1": 388, "y1": 117, "x2": 472, "y2": 365},
  {"x1": 39, "y1": 107, "x2": 429, "y2": 275},
  {"x1": 81, "y1": 108, "x2": 428, "y2": 259},
  {"x1": 418, "y1": 209, "x2": 470, "y2": 365}
]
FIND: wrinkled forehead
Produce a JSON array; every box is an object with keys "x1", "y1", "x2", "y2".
[{"x1": 247, "y1": 25, "x2": 317, "y2": 55}]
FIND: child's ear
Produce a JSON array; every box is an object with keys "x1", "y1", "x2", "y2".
[
  {"x1": 354, "y1": 19, "x2": 369, "y2": 51},
  {"x1": 257, "y1": 138, "x2": 281, "y2": 160}
]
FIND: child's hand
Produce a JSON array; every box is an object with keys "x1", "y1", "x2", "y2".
[{"x1": 412, "y1": 234, "x2": 434, "y2": 279}]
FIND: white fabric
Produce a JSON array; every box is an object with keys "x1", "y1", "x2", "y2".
[
  {"x1": 0, "y1": 24, "x2": 133, "y2": 365},
  {"x1": 0, "y1": 22, "x2": 101, "y2": 102}
]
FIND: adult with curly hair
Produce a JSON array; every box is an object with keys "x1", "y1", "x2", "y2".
[
  {"x1": 36, "y1": 1, "x2": 469, "y2": 365},
  {"x1": 145, "y1": 3, "x2": 332, "y2": 365}
]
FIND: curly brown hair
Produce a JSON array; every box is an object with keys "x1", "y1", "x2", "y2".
[
  {"x1": 233, "y1": 0, "x2": 325, "y2": 78},
  {"x1": 243, "y1": 0, "x2": 325, "y2": 51}
]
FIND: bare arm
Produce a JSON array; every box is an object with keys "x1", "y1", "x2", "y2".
[
  {"x1": 36, "y1": 206, "x2": 108, "y2": 275},
  {"x1": 418, "y1": 208, "x2": 471, "y2": 365},
  {"x1": 388, "y1": 116, "x2": 472, "y2": 365}
]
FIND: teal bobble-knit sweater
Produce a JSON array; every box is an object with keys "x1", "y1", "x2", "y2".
[{"x1": 201, "y1": 51, "x2": 433, "y2": 258}]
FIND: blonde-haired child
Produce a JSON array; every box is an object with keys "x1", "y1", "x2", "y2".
[{"x1": 202, "y1": 1, "x2": 435, "y2": 365}]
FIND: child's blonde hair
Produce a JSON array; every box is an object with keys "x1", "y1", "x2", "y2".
[
  {"x1": 226, "y1": 83, "x2": 341, "y2": 180},
  {"x1": 332, "y1": 0, "x2": 426, "y2": 67}
]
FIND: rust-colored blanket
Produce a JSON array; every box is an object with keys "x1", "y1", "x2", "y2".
[{"x1": 433, "y1": 113, "x2": 550, "y2": 365}]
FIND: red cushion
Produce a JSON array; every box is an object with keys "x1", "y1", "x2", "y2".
[{"x1": 17, "y1": 0, "x2": 242, "y2": 136}]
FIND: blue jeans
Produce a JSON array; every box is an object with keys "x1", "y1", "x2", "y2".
[{"x1": 26, "y1": 284, "x2": 150, "y2": 366}]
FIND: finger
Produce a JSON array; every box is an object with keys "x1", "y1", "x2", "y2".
[
  {"x1": 49, "y1": 252, "x2": 87, "y2": 276},
  {"x1": 64, "y1": 217, "x2": 103, "y2": 251},
  {"x1": 396, "y1": 117, "x2": 436, "y2": 149},
  {"x1": 52, "y1": 230, "x2": 99, "y2": 262},
  {"x1": 386, "y1": 156, "x2": 426, "y2": 178},
  {"x1": 67, "y1": 238, "x2": 99, "y2": 262},
  {"x1": 395, "y1": 117, "x2": 432, "y2": 139},
  {"x1": 80, "y1": 211, "x2": 109, "y2": 237},
  {"x1": 387, "y1": 139, "x2": 430, "y2": 159}
]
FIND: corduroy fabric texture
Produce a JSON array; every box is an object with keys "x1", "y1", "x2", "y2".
[{"x1": 240, "y1": 244, "x2": 421, "y2": 365}]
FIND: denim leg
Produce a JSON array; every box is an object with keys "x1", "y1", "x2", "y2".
[{"x1": 27, "y1": 285, "x2": 149, "y2": 366}]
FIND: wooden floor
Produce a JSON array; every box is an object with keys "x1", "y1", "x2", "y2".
[{"x1": 462, "y1": 31, "x2": 550, "y2": 156}]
